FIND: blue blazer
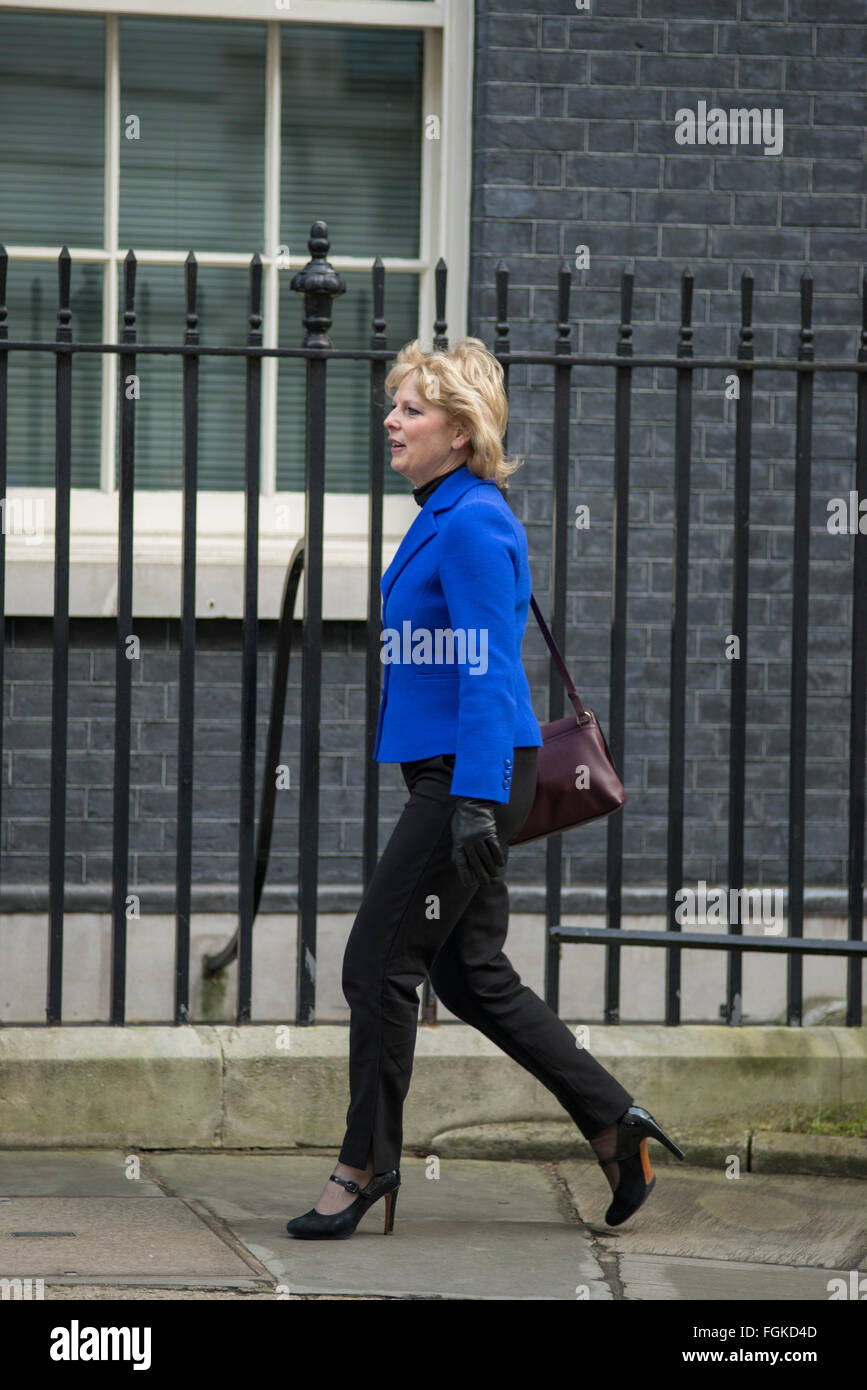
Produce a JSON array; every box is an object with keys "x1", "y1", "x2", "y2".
[{"x1": 374, "y1": 463, "x2": 543, "y2": 803}]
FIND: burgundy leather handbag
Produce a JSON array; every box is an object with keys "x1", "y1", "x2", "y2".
[{"x1": 508, "y1": 595, "x2": 627, "y2": 846}]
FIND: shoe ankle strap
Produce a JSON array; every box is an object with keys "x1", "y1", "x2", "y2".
[{"x1": 329, "y1": 1173, "x2": 361, "y2": 1193}]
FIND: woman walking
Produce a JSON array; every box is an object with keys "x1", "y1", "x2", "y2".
[{"x1": 286, "y1": 338, "x2": 683, "y2": 1241}]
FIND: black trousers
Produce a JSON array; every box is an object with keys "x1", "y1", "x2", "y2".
[{"x1": 338, "y1": 745, "x2": 634, "y2": 1173}]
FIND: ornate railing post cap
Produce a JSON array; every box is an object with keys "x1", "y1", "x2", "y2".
[{"x1": 290, "y1": 220, "x2": 346, "y2": 299}]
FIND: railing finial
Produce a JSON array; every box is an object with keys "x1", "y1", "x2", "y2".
[
  {"x1": 495, "y1": 259, "x2": 510, "y2": 356},
  {"x1": 290, "y1": 220, "x2": 346, "y2": 349},
  {"x1": 799, "y1": 269, "x2": 814, "y2": 361},
  {"x1": 433, "y1": 256, "x2": 447, "y2": 350},
  {"x1": 617, "y1": 265, "x2": 634, "y2": 357}
]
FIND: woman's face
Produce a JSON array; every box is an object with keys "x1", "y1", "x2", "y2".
[{"x1": 385, "y1": 375, "x2": 471, "y2": 487}]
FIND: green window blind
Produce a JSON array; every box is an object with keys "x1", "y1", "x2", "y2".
[
  {"x1": 277, "y1": 24, "x2": 423, "y2": 494},
  {"x1": 118, "y1": 19, "x2": 266, "y2": 253},
  {"x1": 114, "y1": 263, "x2": 251, "y2": 491},
  {"x1": 6, "y1": 261, "x2": 103, "y2": 490},
  {"x1": 0, "y1": 12, "x2": 105, "y2": 487},
  {"x1": 117, "y1": 19, "x2": 265, "y2": 490},
  {"x1": 0, "y1": 12, "x2": 105, "y2": 245}
]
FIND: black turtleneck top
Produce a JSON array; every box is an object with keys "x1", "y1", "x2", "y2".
[{"x1": 411, "y1": 464, "x2": 464, "y2": 508}]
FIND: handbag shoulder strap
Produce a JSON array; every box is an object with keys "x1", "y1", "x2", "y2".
[{"x1": 529, "y1": 593, "x2": 589, "y2": 722}]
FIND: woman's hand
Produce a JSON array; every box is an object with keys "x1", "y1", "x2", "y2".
[{"x1": 450, "y1": 798, "x2": 506, "y2": 888}]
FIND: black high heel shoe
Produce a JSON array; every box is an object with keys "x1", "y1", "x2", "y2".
[
  {"x1": 285, "y1": 1169, "x2": 401, "y2": 1240},
  {"x1": 596, "y1": 1105, "x2": 685, "y2": 1227}
]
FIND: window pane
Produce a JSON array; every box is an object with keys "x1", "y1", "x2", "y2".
[
  {"x1": 6, "y1": 260, "x2": 102, "y2": 489},
  {"x1": 119, "y1": 19, "x2": 266, "y2": 253},
  {"x1": 0, "y1": 12, "x2": 104, "y2": 246},
  {"x1": 115, "y1": 264, "x2": 251, "y2": 490},
  {"x1": 278, "y1": 23, "x2": 424, "y2": 491},
  {"x1": 280, "y1": 25, "x2": 423, "y2": 260},
  {"x1": 276, "y1": 269, "x2": 420, "y2": 495}
]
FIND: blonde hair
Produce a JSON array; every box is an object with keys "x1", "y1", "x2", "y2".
[{"x1": 384, "y1": 338, "x2": 525, "y2": 491}]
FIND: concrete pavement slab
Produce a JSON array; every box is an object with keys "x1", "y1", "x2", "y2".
[
  {"x1": 143, "y1": 1152, "x2": 579, "y2": 1222},
  {"x1": 616, "y1": 1253, "x2": 863, "y2": 1301},
  {"x1": 141, "y1": 1152, "x2": 342, "y2": 1220},
  {"x1": 0, "y1": 1198, "x2": 266, "y2": 1284},
  {"x1": 144, "y1": 1154, "x2": 610, "y2": 1300},
  {"x1": 236, "y1": 1217, "x2": 610, "y2": 1300},
  {"x1": 560, "y1": 1160, "x2": 867, "y2": 1270},
  {"x1": 2, "y1": 1147, "x2": 864, "y2": 1301},
  {"x1": 0, "y1": 1149, "x2": 164, "y2": 1197}
]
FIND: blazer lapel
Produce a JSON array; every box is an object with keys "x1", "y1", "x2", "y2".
[{"x1": 381, "y1": 465, "x2": 490, "y2": 605}]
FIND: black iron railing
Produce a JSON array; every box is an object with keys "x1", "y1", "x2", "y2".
[{"x1": 1, "y1": 222, "x2": 865, "y2": 1027}]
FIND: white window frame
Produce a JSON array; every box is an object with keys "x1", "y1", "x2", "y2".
[{"x1": 0, "y1": 0, "x2": 473, "y2": 619}]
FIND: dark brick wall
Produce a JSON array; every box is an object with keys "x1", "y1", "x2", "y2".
[
  {"x1": 0, "y1": 618, "x2": 414, "y2": 895},
  {"x1": 468, "y1": 0, "x2": 867, "y2": 889}
]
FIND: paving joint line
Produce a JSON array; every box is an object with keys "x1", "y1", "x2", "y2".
[
  {"x1": 543, "y1": 1159, "x2": 625, "y2": 1300},
  {"x1": 180, "y1": 1196, "x2": 277, "y2": 1286}
]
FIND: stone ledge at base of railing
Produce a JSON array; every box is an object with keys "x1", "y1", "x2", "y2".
[
  {"x1": 0, "y1": 1024, "x2": 863, "y2": 1152},
  {"x1": 422, "y1": 1121, "x2": 867, "y2": 1179}
]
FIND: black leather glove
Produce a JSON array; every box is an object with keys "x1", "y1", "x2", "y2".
[{"x1": 450, "y1": 797, "x2": 506, "y2": 889}]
